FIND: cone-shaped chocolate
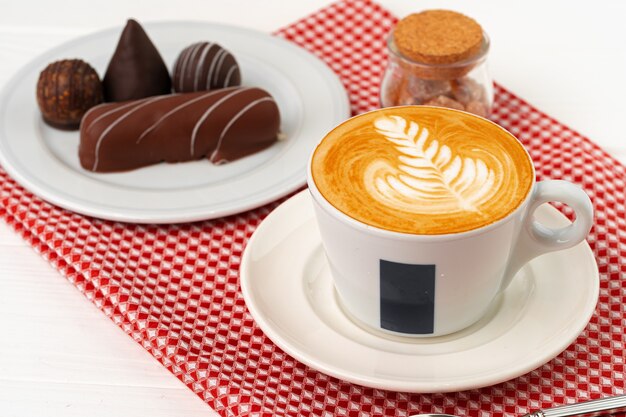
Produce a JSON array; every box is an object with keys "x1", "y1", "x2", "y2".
[{"x1": 102, "y1": 19, "x2": 171, "y2": 102}]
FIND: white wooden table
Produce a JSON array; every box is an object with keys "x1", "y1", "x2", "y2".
[{"x1": 1, "y1": 1, "x2": 625, "y2": 415}]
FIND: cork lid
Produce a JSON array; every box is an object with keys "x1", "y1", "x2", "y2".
[{"x1": 393, "y1": 10, "x2": 483, "y2": 65}]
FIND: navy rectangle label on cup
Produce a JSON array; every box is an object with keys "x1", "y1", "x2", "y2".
[{"x1": 380, "y1": 260, "x2": 435, "y2": 334}]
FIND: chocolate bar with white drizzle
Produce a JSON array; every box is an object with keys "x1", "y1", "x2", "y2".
[{"x1": 79, "y1": 86, "x2": 280, "y2": 172}]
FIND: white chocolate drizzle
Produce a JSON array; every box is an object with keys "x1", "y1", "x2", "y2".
[
  {"x1": 223, "y1": 65, "x2": 237, "y2": 87},
  {"x1": 85, "y1": 100, "x2": 141, "y2": 134},
  {"x1": 189, "y1": 87, "x2": 251, "y2": 156},
  {"x1": 213, "y1": 49, "x2": 228, "y2": 86},
  {"x1": 92, "y1": 96, "x2": 169, "y2": 171},
  {"x1": 135, "y1": 88, "x2": 233, "y2": 144},
  {"x1": 205, "y1": 49, "x2": 225, "y2": 89},
  {"x1": 178, "y1": 42, "x2": 202, "y2": 92},
  {"x1": 210, "y1": 97, "x2": 275, "y2": 163},
  {"x1": 193, "y1": 42, "x2": 213, "y2": 90}
]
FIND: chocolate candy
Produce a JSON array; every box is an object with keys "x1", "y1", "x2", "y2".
[
  {"x1": 79, "y1": 87, "x2": 280, "y2": 172},
  {"x1": 36, "y1": 59, "x2": 103, "y2": 130},
  {"x1": 102, "y1": 19, "x2": 171, "y2": 102},
  {"x1": 172, "y1": 42, "x2": 241, "y2": 93}
]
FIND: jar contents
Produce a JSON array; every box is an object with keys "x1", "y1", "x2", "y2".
[{"x1": 381, "y1": 10, "x2": 493, "y2": 118}]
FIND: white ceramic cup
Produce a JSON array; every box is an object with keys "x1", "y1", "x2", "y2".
[{"x1": 307, "y1": 114, "x2": 594, "y2": 338}]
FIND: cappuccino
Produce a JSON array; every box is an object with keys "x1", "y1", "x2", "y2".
[{"x1": 311, "y1": 106, "x2": 534, "y2": 234}]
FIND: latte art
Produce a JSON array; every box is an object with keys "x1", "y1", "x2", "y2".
[
  {"x1": 311, "y1": 106, "x2": 534, "y2": 235},
  {"x1": 367, "y1": 115, "x2": 504, "y2": 215}
]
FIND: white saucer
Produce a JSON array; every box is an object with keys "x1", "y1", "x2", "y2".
[
  {"x1": 240, "y1": 190, "x2": 599, "y2": 393},
  {"x1": 0, "y1": 22, "x2": 349, "y2": 223}
]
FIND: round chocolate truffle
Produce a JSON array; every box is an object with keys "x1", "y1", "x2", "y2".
[
  {"x1": 172, "y1": 42, "x2": 241, "y2": 93},
  {"x1": 36, "y1": 59, "x2": 103, "y2": 130}
]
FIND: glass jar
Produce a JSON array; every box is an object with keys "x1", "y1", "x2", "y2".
[{"x1": 380, "y1": 30, "x2": 493, "y2": 118}]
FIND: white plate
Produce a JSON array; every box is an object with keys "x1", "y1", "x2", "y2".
[
  {"x1": 0, "y1": 22, "x2": 350, "y2": 223},
  {"x1": 240, "y1": 190, "x2": 599, "y2": 393}
]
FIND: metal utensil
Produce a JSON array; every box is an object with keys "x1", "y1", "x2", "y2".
[
  {"x1": 410, "y1": 394, "x2": 626, "y2": 417},
  {"x1": 523, "y1": 395, "x2": 626, "y2": 417}
]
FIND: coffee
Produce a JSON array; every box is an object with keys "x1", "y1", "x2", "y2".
[{"x1": 311, "y1": 106, "x2": 534, "y2": 234}]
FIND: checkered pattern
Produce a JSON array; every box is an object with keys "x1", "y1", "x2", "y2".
[{"x1": 1, "y1": 0, "x2": 625, "y2": 416}]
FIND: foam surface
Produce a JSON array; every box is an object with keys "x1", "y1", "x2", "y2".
[{"x1": 311, "y1": 107, "x2": 534, "y2": 234}]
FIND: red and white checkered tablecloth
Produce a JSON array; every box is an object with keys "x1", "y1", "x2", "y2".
[{"x1": 1, "y1": 1, "x2": 625, "y2": 416}]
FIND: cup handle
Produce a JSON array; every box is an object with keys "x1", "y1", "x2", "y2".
[{"x1": 500, "y1": 180, "x2": 594, "y2": 291}]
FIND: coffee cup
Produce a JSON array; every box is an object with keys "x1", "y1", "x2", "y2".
[{"x1": 307, "y1": 106, "x2": 593, "y2": 337}]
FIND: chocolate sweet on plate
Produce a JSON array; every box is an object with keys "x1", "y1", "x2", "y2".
[
  {"x1": 102, "y1": 19, "x2": 171, "y2": 102},
  {"x1": 172, "y1": 42, "x2": 241, "y2": 93},
  {"x1": 36, "y1": 59, "x2": 103, "y2": 130},
  {"x1": 79, "y1": 86, "x2": 281, "y2": 172}
]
